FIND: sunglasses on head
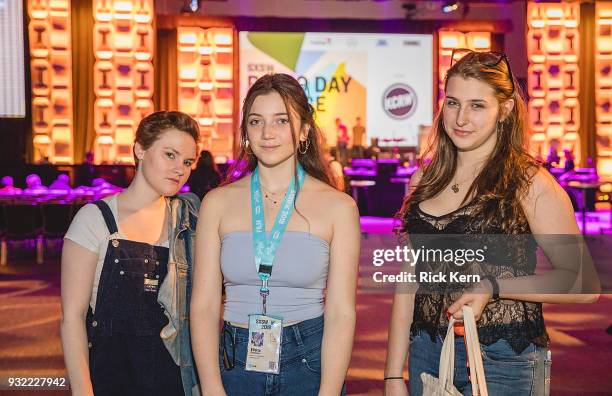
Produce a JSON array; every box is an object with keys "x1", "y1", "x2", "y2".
[{"x1": 449, "y1": 48, "x2": 515, "y2": 94}]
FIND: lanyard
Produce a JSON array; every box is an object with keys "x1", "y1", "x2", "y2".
[{"x1": 250, "y1": 164, "x2": 305, "y2": 315}]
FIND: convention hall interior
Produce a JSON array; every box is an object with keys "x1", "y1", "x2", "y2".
[{"x1": 0, "y1": 0, "x2": 610, "y2": 394}]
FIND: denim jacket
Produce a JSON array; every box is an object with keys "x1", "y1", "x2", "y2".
[{"x1": 158, "y1": 192, "x2": 201, "y2": 396}]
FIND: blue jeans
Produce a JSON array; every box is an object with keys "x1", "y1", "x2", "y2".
[
  {"x1": 409, "y1": 330, "x2": 551, "y2": 396},
  {"x1": 219, "y1": 316, "x2": 346, "y2": 396}
]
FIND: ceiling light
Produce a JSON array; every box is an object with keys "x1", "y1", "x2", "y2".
[{"x1": 442, "y1": 1, "x2": 460, "y2": 14}]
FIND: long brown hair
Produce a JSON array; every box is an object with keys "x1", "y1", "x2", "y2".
[
  {"x1": 225, "y1": 73, "x2": 336, "y2": 188},
  {"x1": 400, "y1": 52, "x2": 539, "y2": 233}
]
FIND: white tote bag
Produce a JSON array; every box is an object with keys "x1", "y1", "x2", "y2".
[{"x1": 420, "y1": 306, "x2": 489, "y2": 396}]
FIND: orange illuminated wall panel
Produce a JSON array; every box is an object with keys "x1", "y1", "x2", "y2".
[
  {"x1": 437, "y1": 31, "x2": 491, "y2": 108},
  {"x1": 177, "y1": 27, "x2": 235, "y2": 159},
  {"x1": 596, "y1": 2, "x2": 612, "y2": 178},
  {"x1": 527, "y1": 1, "x2": 580, "y2": 165},
  {"x1": 28, "y1": 0, "x2": 73, "y2": 163},
  {"x1": 93, "y1": 0, "x2": 154, "y2": 164}
]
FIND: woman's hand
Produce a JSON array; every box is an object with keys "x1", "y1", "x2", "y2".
[
  {"x1": 447, "y1": 279, "x2": 493, "y2": 321},
  {"x1": 384, "y1": 378, "x2": 409, "y2": 396}
]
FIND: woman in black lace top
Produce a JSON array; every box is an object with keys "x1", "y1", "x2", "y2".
[{"x1": 384, "y1": 51, "x2": 600, "y2": 396}]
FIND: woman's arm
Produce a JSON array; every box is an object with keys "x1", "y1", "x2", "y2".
[
  {"x1": 190, "y1": 189, "x2": 226, "y2": 396},
  {"x1": 383, "y1": 288, "x2": 415, "y2": 396},
  {"x1": 448, "y1": 168, "x2": 601, "y2": 319},
  {"x1": 384, "y1": 169, "x2": 421, "y2": 396},
  {"x1": 500, "y1": 168, "x2": 600, "y2": 301},
  {"x1": 319, "y1": 193, "x2": 360, "y2": 396},
  {"x1": 60, "y1": 240, "x2": 98, "y2": 396}
]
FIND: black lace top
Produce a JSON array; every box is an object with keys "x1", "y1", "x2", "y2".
[{"x1": 403, "y1": 201, "x2": 549, "y2": 354}]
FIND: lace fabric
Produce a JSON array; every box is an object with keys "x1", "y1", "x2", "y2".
[{"x1": 404, "y1": 202, "x2": 549, "y2": 354}]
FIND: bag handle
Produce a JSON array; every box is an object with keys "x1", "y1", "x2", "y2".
[
  {"x1": 438, "y1": 315, "x2": 456, "y2": 390},
  {"x1": 461, "y1": 306, "x2": 489, "y2": 396},
  {"x1": 438, "y1": 306, "x2": 489, "y2": 396}
]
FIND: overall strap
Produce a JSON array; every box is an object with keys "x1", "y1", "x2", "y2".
[
  {"x1": 89, "y1": 200, "x2": 119, "y2": 325},
  {"x1": 92, "y1": 200, "x2": 119, "y2": 235}
]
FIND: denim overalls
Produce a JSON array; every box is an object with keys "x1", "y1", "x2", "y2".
[{"x1": 86, "y1": 200, "x2": 184, "y2": 396}]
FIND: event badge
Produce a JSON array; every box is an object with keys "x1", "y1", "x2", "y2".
[
  {"x1": 245, "y1": 314, "x2": 283, "y2": 374},
  {"x1": 245, "y1": 165, "x2": 304, "y2": 375}
]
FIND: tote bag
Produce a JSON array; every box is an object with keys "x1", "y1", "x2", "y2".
[{"x1": 420, "y1": 305, "x2": 488, "y2": 396}]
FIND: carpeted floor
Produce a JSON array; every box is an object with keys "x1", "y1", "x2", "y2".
[{"x1": 0, "y1": 215, "x2": 610, "y2": 395}]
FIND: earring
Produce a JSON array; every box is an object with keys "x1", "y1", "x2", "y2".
[
  {"x1": 243, "y1": 138, "x2": 252, "y2": 154},
  {"x1": 298, "y1": 138, "x2": 310, "y2": 155}
]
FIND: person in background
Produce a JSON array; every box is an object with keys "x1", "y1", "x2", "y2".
[
  {"x1": 545, "y1": 146, "x2": 560, "y2": 168},
  {"x1": 563, "y1": 148, "x2": 575, "y2": 172},
  {"x1": 368, "y1": 137, "x2": 381, "y2": 160},
  {"x1": 188, "y1": 150, "x2": 221, "y2": 199},
  {"x1": 352, "y1": 117, "x2": 366, "y2": 159},
  {"x1": 84, "y1": 151, "x2": 95, "y2": 166},
  {"x1": 61, "y1": 111, "x2": 201, "y2": 396},
  {"x1": 75, "y1": 151, "x2": 98, "y2": 187},
  {"x1": 545, "y1": 140, "x2": 560, "y2": 169},
  {"x1": 336, "y1": 117, "x2": 350, "y2": 166}
]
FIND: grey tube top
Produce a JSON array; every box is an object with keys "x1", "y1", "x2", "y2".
[{"x1": 220, "y1": 231, "x2": 329, "y2": 323}]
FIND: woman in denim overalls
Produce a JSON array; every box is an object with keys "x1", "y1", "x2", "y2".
[{"x1": 61, "y1": 111, "x2": 201, "y2": 395}]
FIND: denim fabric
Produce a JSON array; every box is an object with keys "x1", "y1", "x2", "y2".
[
  {"x1": 219, "y1": 316, "x2": 346, "y2": 396},
  {"x1": 158, "y1": 193, "x2": 201, "y2": 396},
  {"x1": 87, "y1": 200, "x2": 183, "y2": 395},
  {"x1": 409, "y1": 329, "x2": 551, "y2": 396},
  {"x1": 89, "y1": 332, "x2": 183, "y2": 396}
]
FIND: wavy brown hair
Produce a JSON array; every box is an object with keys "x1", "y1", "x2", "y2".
[
  {"x1": 225, "y1": 73, "x2": 336, "y2": 189},
  {"x1": 400, "y1": 52, "x2": 539, "y2": 234}
]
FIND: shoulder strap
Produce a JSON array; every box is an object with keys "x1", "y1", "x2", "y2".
[{"x1": 92, "y1": 200, "x2": 119, "y2": 235}]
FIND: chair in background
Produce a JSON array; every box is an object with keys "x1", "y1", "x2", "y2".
[
  {"x1": 1, "y1": 205, "x2": 43, "y2": 265},
  {"x1": 0, "y1": 205, "x2": 6, "y2": 265},
  {"x1": 70, "y1": 200, "x2": 88, "y2": 221},
  {"x1": 41, "y1": 203, "x2": 73, "y2": 260},
  {"x1": 596, "y1": 182, "x2": 612, "y2": 234}
]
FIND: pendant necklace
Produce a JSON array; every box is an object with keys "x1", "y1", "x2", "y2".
[
  {"x1": 260, "y1": 184, "x2": 287, "y2": 205},
  {"x1": 450, "y1": 175, "x2": 474, "y2": 194}
]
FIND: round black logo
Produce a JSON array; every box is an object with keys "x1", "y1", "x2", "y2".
[{"x1": 382, "y1": 83, "x2": 417, "y2": 119}]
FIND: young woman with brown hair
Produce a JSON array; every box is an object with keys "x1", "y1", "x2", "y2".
[
  {"x1": 384, "y1": 51, "x2": 600, "y2": 396},
  {"x1": 190, "y1": 73, "x2": 360, "y2": 395},
  {"x1": 61, "y1": 111, "x2": 201, "y2": 395}
]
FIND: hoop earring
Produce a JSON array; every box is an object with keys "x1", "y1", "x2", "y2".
[
  {"x1": 298, "y1": 138, "x2": 310, "y2": 155},
  {"x1": 243, "y1": 138, "x2": 252, "y2": 154}
]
